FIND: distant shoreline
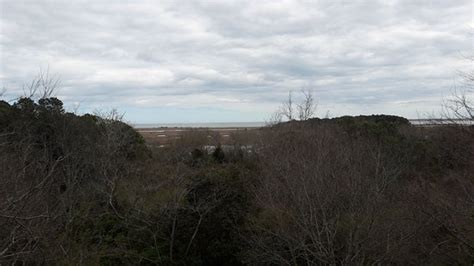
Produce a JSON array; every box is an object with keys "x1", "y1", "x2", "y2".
[
  {"x1": 131, "y1": 119, "x2": 473, "y2": 129},
  {"x1": 131, "y1": 121, "x2": 266, "y2": 129}
]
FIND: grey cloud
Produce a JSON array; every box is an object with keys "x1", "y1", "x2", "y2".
[{"x1": 0, "y1": 0, "x2": 471, "y2": 121}]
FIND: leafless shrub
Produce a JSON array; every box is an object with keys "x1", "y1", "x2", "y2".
[
  {"x1": 0, "y1": 128, "x2": 71, "y2": 262},
  {"x1": 407, "y1": 125, "x2": 474, "y2": 264},
  {"x1": 229, "y1": 129, "x2": 259, "y2": 147},
  {"x1": 245, "y1": 124, "x2": 418, "y2": 264},
  {"x1": 265, "y1": 110, "x2": 283, "y2": 126}
]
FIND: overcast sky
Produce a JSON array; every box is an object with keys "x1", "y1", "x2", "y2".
[{"x1": 0, "y1": 0, "x2": 472, "y2": 123}]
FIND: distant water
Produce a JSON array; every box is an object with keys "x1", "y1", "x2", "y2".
[
  {"x1": 409, "y1": 119, "x2": 474, "y2": 126},
  {"x1": 132, "y1": 121, "x2": 266, "y2": 128},
  {"x1": 132, "y1": 119, "x2": 473, "y2": 128}
]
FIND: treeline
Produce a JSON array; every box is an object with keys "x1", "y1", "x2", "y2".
[{"x1": 0, "y1": 97, "x2": 473, "y2": 264}]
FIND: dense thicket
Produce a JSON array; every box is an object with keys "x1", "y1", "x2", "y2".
[
  {"x1": 246, "y1": 116, "x2": 473, "y2": 264},
  {"x1": 1, "y1": 98, "x2": 473, "y2": 264}
]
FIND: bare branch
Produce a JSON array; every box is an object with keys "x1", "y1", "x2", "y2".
[
  {"x1": 442, "y1": 58, "x2": 474, "y2": 123},
  {"x1": 94, "y1": 108, "x2": 125, "y2": 122},
  {"x1": 22, "y1": 67, "x2": 61, "y2": 99}
]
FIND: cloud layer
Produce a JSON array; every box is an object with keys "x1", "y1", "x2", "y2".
[{"x1": 1, "y1": 0, "x2": 472, "y2": 122}]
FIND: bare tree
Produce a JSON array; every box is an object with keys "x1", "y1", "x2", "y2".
[
  {"x1": 443, "y1": 87, "x2": 473, "y2": 121},
  {"x1": 442, "y1": 58, "x2": 473, "y2": 122},
  {"x1": 265, "y1": 110, "x2": 283, "y2": 126},
  {"x1": 22, "y1": 68, "x2": 60, "y2": 99},
  {"x1": 275, "y1": 89, "x2": 317, "y2": 122},
  {"x1": 297, "y1": 88, "x2": 316, "y2": 120},
  {"x1": 280, "y1": 90, "x2": 294, "y2": 121}
]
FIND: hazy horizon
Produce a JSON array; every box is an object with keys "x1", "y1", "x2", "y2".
[{"x1": 1, "y1": 1, "x2": 472, "y2": 123}]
